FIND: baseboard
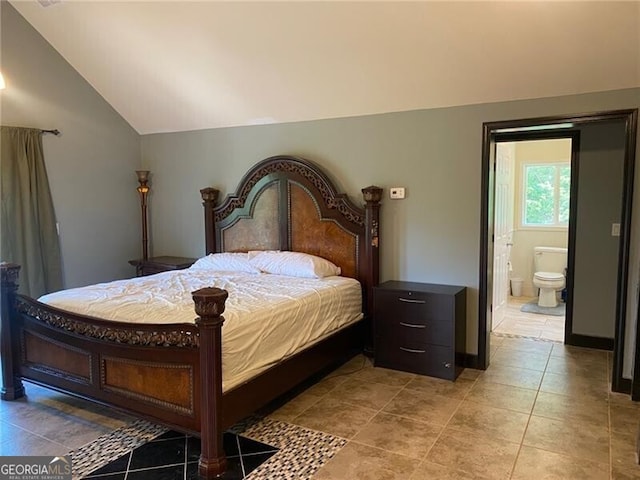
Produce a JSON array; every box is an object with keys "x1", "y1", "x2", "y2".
[
  {"x1": 615, "y1": 377, "x2": 632, "y2": 395},
  {"x1": 565, "y1": 333, "x2": 613, "y2": 351},
  {"x1": 460, "y1": 353, "x2": 480, "y2": 370}
]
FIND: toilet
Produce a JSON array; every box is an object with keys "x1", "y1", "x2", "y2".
[{"x1": 533, "y1": 246, "x2": 567, "y2": 307}]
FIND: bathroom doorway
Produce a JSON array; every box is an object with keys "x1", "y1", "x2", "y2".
[
  {"x1": 479, "y1": 109, "x2": 637, "y2": 395},
  {"x1": 491, "y1": 138, "x2": 572, "y2": 343}
]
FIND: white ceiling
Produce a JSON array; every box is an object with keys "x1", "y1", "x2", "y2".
[{"x1": 10, "y1": 1, "x2": 640, "y2": 135}]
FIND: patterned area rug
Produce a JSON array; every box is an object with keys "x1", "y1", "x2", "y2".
[
  {"x1": 242, "y1": 418, "x2": 346, "y2": 479},
  {"x1": 70, "y1": 419, "x2": 167, "y2": 479},
  {"x1": 520, "y1": 299, "x2": 565, "y2": 316},
  {"x1": 70, "y1": 416, "x2": 345, "y2": 480},
  {"x1": 491, "y1": 331, "x2": 562, "y2": 343}
]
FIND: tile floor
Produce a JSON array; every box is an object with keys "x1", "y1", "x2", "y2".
[
  {"x1": 0, "y1": 383, "x2": 134, "y2": 456},
  {"x1": 2, "y1": 336, "x2": 640, "y2": 479},
  {"x1": 83, "y1": 430, "x2": 278, "y2": 480},
  {"x1": 493, "y1": 295, "x2": 565, "y2": 342}
]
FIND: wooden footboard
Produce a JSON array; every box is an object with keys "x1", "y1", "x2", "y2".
[{"x1": 0, "y1": 264, "x2": 229, "y2": 478}]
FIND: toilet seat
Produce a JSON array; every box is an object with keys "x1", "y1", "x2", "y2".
[{"x1": 534, "y1": 271, "x2": 564, "y2": 281}]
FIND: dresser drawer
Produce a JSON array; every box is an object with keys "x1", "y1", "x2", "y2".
[
  {"x1": 375, "y1": 289, "x2": 452, "y2": 324},
  {"x1": 377, "y1": 318, "x2": 453, "y2": 347},
  {"x1": 376, "y1": 342, "x2": 456, "y2": 380},
  {"x1": 141, "y1": 266, "x2": 166, "y2": 276}
]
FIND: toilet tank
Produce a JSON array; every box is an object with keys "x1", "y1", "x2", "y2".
[{"x1": 534, "y1": 246, "x2": 568, "y2": 273}]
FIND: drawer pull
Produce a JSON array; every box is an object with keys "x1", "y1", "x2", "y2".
[
  {"x1": 398, "y1": 297, "x2": 426, "y2": 304},
  {"x1": 399, "y1": 322, "x2": 426, "y2": 329},
  {"x1": 399, "y1": 347, "x2": 426, "y2": 354},
  {"x1": 443, "y1": 362, "x2": 452, "y2": 368}
]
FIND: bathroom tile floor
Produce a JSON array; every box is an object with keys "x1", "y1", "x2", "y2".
[
  {"x1": 2, "y1": 338, "x2": 639, "y2": 479},
  {"x1": 493, "y1": 295, "x2": 565, "y2": 342}
]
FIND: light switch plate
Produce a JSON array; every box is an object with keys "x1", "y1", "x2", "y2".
[
  {"x1": 612, "y1": 223, "x2": 621, "y2": 236},
  {"x1": 390, "y1": 187, "x2": 405, "y2": 199}
]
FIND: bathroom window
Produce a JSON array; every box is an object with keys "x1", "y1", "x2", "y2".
[{"x1": 522, "y1": 162, "x2": 570, "y2": 227}]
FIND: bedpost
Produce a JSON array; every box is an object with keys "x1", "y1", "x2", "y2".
[
  {"x1": 200, "y1": 188, "x2": 220, "y2": 255},
  {"x1": 193, "y1": 286, "x2": 229, "y2": 479},
  {"x1": 0, "y1": 263, "x2": 25, "y2": 400},
  {"x1": 362, "y1": 186, "x2": 383, "y2": 316}
]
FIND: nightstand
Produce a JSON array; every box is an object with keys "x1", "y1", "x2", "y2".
[
  {"x1": 129, "y1": 256, "x2": 196, "y2": 277},
  {"x1": 374, "y1": 280, "x2": 466, "y2": 381}
]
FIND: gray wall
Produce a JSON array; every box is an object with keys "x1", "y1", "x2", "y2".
[
  {"x1": 141, "y1": 88, "x2": 640, "y2": 355},
  {"x1": 572, "y1": 121, "x2": 626, "y2": 339},
  {"x1": 0, "y1": 3, "x2": 141, "y2": 288}
]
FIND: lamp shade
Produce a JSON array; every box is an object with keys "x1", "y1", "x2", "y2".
[{"x1": 135, "y1": 170, "x2": 150, "y2": 183}]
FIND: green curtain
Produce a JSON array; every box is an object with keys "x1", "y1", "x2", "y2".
[{"x1": 1, "y1": 127, "x2": 63, "y2": 297}]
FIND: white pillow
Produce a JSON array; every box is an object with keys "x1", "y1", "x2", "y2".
[
  {"x1": 248, "y1": 250, "x2": 341, "y2": 278},
  {"x1": 190, "y1": 253, "x2": 260, "y2": 274}
]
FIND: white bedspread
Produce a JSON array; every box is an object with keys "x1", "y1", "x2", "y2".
[{"x1": 39, "y1": 270, "x2": 363, "y2": 391}]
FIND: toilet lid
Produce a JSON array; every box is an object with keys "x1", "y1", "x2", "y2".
[{"x1": 535, "y1": 271, "x2": 564, "y2": 281}]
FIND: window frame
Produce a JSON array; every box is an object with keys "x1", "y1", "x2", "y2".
[{"x1": 520, "y1": 161, "x2": 571, "y2": 229}]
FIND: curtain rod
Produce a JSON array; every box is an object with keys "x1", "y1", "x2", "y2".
[{"x1": 40, "y1": 129, "x2": 60, "y2": 136}]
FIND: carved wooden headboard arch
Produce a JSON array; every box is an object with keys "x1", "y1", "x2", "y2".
[{"x1": 200, "y1": 155, "x2": 382, "y2": 317}]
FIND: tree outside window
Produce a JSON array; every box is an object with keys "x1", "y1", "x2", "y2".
[{"x1": 523, "y1": 163, "x2": 570, "y2": 227}]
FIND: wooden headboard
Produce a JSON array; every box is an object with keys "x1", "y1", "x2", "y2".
[{"x1": 199, "y1": 155, "x2": 382, "y2": 317}]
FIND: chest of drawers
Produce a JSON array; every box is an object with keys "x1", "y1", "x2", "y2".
[{"x1": 374, "y1": 280, "x2": 466, "y2": 380}]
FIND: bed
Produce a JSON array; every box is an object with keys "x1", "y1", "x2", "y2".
[{"x1": 0, "y1": 155, "x2": 382, "y2": 478}]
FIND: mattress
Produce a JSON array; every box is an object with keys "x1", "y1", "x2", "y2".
[{"x1": 38, "y1": 270, "x2": 363, "y2": 391}]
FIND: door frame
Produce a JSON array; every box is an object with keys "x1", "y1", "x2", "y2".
[
  {"x1": 478, "y1": 109, "x2": 638, "y2": 394},
  {"x1": 488, "y1": 131, "x2": 580, "y2": 345}
]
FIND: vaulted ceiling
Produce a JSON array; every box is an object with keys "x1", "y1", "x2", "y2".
[{"x1": 10, "y1": 1, "x2": 640, "y2": 135}]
